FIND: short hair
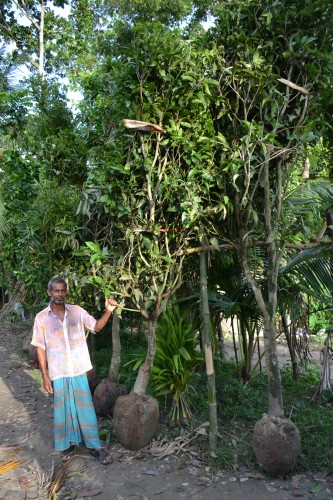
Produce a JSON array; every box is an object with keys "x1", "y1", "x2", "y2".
[{"x1": 48, "y1": 277, "x2": 68, "y2": 291}]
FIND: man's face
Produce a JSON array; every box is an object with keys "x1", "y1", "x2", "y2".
[{"x1": 47, "y1": 283, "x2": 67, "y2": 305}]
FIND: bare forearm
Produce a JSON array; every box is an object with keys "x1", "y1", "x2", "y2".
[
  {"x1": 94, "y1": 309, "x2": 113, "y2": 332},
  {"x1": 36, "y1": 347, "x2": 48, "y2": 374},
  {"x1": 36, "y1": 347, "x2": 53, "y2": 394},
  {"x1": 94, "y1": 298, "x2": 118, "y2": 332}
]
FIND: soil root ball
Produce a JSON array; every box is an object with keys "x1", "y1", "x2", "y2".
[
  {"x1": 253, "y1": 413, "x2": 301, "y2": 476},
  {"x1": 93, "y1": 379, "x2": 127, "y2": 416},
  {"x1": 113, "y1": 393, "x2": 159, "y2": 450}
]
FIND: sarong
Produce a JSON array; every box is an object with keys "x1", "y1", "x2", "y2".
[{"x1": 52, "y1": 374, "x2": 101, "y2": 451}]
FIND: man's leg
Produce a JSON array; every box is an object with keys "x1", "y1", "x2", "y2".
[{"x1": 71, "y1": 374, "x2": 113, "y2": 465}]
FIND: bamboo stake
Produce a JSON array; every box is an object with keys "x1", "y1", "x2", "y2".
[{"x1": 200, "y1": 241, "x2": 218, "y2": 449}]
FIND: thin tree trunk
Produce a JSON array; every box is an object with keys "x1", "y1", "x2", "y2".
[
  {"x1": 239, "y1": 318, "x2": 250, "y2": 382},
  {"x1": 231, "y1": 317, "x2": 239, "y2": 364},
  {"x1": 262, "y1": 314, "x2": 284, "y2": 416},
  {"x1": 132, "y1": 318, "x2": 157, "y2": 395},
  {"x1": 282, "y1": 315, "x2": 298, "y2": 380},
  {"x1": 109, "y1": 312, "x2": 121, "y2": 382},
  {"x1": 90, "y1": 331, "x2": 97, "y2": 366},
  {"x1": 39, "y1": 0, "x2": 44, "y2": 77},
  {"x1": 217, "y1": 315, "x2": 224, "y2": 354},
  {"x1": 246, "y1": 323, "x2": 255, "y2": 380},
  {"x1": 256, "y1": 323, "x2": 262, "y2": 373},
  {"x1": 200, "y1": 249, "x2": 218, "y2": 449},
  {"x1": 237, "y1": 156, "x2": 284, "y2": 417}
]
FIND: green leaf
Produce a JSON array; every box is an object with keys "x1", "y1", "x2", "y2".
[
  {"x1": 179, "y1": 347, "x2": 191, "y2": 360},
  {"x1": 99, "y1": 429, "x2": 108, "y2": 439},
  {"x1": 119, "y1": 273, "x2": 132, "y2": 280},
  {"x1": 216, "y1": 132, "x2": 228, "y2": 145},
  {"x1": 85, "y1": 241, "x2": 100, "y2": 252},
  {"x1": 133, "y1": 288, "x2": 143, "y2": 302},
  {"x1": 209, "y1": 237, "x2": 220, "y2": 250},
  {"x1": 309, "y1": 483, "x2": 324, "y2": 494}
]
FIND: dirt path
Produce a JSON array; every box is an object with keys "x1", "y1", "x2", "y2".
[{"x1": 1, "y1": 323, "x2": 333, "y2": 500}]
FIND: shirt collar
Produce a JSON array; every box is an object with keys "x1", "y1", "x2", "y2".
[{"x1": 47, "y1": 302, "x2": 72, "y2": 313}]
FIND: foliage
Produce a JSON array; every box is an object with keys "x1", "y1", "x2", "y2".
[
  {"x1": 0, "y1": 73, "x2": 88, "y2": 303},
  {"x1": 280, "y1": 246, "x2": 333, "y2": 304},
  {"x1": 1, "y1": 0, "x2": 70, "y2": 75},
  {"x1": 95, "y1": 0, "x2": 195, "y2": 26},
  {"x1": 128, "y1": 305, "x2": 202, "y2": 423},
  {"x1": 71, "y1": 21, "x2": 233, "y2": 395},
  {"x1": 152, "y1": 305, "x2": 202, "y2": 423},
  {"x1": 0, "y1": 176, "x2": 82, "y2": 305}
]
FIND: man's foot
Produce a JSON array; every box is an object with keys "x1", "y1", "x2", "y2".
[
  {"x1": 60, "y1": 445, "x2": 76, "y2": 462},
  {"x1": 90, "y1": 448, "x2": 113, "y2": 465}
]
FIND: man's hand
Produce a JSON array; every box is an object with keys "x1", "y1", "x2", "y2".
[
  {"x1": 42, "y1": 373, "x2": 53, "y2": 394},
  {"x1": 105, "y1": 297, "x2": 118, "y2": 313}
]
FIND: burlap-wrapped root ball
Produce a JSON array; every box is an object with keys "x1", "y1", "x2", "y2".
[
  {"x1": 93, "y1": 379, "x2": 127, "y2": 416},
  {"x1": 113, "y1": 393, "x2": 159, "y2": 450},
  {"x1": 253, "y1": 413, "x2": 301, "y2": 476}
]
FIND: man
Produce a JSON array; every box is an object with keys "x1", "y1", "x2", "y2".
[{"x1": 31, "y1": 276, "x2": 118, "y2": 465}]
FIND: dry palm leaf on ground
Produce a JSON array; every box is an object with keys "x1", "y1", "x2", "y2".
[
  {"x1": 0, "y1": 450, "x2": 21, "y2": 475},
  {"x1": 142, "y1": 422, "x2": 209, "y2": 459},
  {"x1": 48, "y1": 458, "x2": 75, "y2": 500}
]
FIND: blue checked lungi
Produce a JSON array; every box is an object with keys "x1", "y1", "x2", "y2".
[{"x1": 52, "y1": 374, "x2": 101, "y2": 451}]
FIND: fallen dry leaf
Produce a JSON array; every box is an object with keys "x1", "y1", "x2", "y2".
[
  {"x1": 313, "y1": 472, "x2": 328, "y2": 482},
  {"x1": 291, "y1": 474, "x2": 306, "y2": 489},
  {"x1": 18, "y1": 475, "x2": 30, "y2": 490}
]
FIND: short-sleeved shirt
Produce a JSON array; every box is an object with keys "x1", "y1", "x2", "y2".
[{"x1": 31, "y1": 303, "x2": 97, "y2": 381}]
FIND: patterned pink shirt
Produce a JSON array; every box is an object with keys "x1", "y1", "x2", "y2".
[{"x1": 31, "y1": 303, "x2": 97, "y2": 381}]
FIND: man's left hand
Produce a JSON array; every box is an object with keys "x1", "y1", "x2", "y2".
[{"x1": 105, "y1": 297, "x2": 118, "y2": 313}]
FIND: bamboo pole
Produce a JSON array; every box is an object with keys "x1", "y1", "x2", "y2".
[{"x1": 199, "y1": 246, "x2": 218, "y2": 449}]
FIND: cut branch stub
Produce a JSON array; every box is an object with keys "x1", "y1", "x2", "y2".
[{"x1": 277, "y1": 78, "x2": 309, "y2": 95}]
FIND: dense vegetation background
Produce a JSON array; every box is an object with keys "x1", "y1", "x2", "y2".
[{"x1": 1, "y1": 0, "x2": 333, "y2": 472}]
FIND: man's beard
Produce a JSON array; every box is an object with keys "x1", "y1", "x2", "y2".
[{"x1": 51, "y1": 298, "x2": 65, "y2": 305}]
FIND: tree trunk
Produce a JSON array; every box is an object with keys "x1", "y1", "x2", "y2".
[
  {"x1": 282, "y1": 315, "x2": 298, "y2": 380},
  {"x1": 90, "y1": 330, "x2": 97, "y2": 366},
  {"x1": 132, "y1": 318, "x2": 157, "y2": 395},
  {"x1": 262, "y1": 313, "x2": 284, "y2": 417},
  {"x1": 109, "y1": 312, "x2": 121, "y2": 382},
  {"x1": 39, "y1": 0, "x2": 45, "y2": 77},
  {"x1": 200, "y1": 249, "x2": 218, "y2": 449},
  {"x1": 231, "y1": 317, "x2": 239, "y2": 364},
  {"x1": 239, "y1": 250, "x2": 284, "y2": 416}
]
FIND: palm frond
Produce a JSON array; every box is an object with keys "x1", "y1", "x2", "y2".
[
  {"x1": 280, "y1": 246, "x2": 333, "y2": 302},
  {"x1": 287, "y1": 180, "x2": 333, "y2": 214}
]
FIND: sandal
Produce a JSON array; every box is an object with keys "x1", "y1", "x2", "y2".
[
  {"x1": 60, "y1": 445, "x2": 76, "y2": 462},
  {"x1": 90, "y1": 448, "x2": 113, "y2": 465}
]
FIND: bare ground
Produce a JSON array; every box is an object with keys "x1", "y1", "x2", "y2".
[{"x1": 1, "y1": 323, "x2": 333, "y2": 500}]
